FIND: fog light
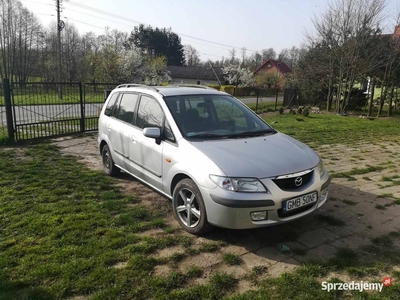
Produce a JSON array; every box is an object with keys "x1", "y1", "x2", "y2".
[
  {"x1": 320, "y1": 188, "x2": 329, "y2": 202},
  {"x1": 250, "y1": 211, "x2": 267, "y2": 221}
]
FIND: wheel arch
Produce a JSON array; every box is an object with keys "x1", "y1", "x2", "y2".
[
  {"x1": 170, "y1": 173, "x2": 192, "y2": 196},
  {"x1": 99, "y1": 140, "x2": 108, "y2": 155}
]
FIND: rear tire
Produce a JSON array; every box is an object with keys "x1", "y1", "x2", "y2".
[
  {"x1": 101, "y1": 144, "x2": 120, "y2": 176},
  {"x1": 172, "y1": 178, "x2": 212, "y2": 235}
]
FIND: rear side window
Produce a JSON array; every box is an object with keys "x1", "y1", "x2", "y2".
[
  {"x1": 115, "y1": 93, "x2": 139, "y2": 123},
  {"x1": 136, "y1": 96, "x2": 164, "y2": 129},
  {"x1": 104, "y1": 93, "x2": 119, "y2": 116}
]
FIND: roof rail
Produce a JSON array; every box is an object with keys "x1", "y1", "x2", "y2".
[
  {"x1": 168, "y1": 84, "x2": 216, "y2": 90},
  {"x1": 116, "y1": 83, "x2": 159, "y2": 91}
]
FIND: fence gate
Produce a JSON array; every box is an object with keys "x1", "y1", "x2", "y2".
[
  {"x1": 83, "y1": 82, "x2": 119, "y2": 132},
  {"x1": 10, "y1": 82, "x2": 84, "y2": 141},
  {"x1": 1, "y1": 79, "x2": 120, "y2": 142},
  {"x1": 283, "y1": 89, "x2": 299, "y2": 107}
]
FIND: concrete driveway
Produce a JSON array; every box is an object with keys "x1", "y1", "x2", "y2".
[{"x1": 53, "y1": 134, "x2": 400, "y2": 292}]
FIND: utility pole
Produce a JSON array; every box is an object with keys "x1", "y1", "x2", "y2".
[
  {"x1": 56, "y1": 0, "x2": 64, "y2": 99},
  {"x1": 274, "y1": 59, "x2": 281, "y2": 111}
]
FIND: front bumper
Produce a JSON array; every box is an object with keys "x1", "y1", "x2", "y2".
[{"x1": 202, "y1": 171, "x2": 331, "y2": 229}]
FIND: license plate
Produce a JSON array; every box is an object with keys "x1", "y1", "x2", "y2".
[{"x1": 282, "y1": 192, "x2": 317, "y2": 213}]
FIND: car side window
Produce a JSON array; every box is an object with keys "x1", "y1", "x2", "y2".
[
  {"x1": 104, "y1": 93, "x2": 119, "y2": 117},
  {"x1": 164, "y1": 120, "x2": 175, "y2": 142},
  {"x1": 136, "y1": 95, "x2": 164, "y2": 129},
  {"x1": 115, "y1": 93, "x2": 139, "y2": 124}
]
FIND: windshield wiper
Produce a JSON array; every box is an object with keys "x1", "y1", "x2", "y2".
[
  {"x1": 228, "y1": 129, "x2": 276, "y2": 138},
  {"x1": 187, "y1": 133, "x2": 227, "y2": 139}
]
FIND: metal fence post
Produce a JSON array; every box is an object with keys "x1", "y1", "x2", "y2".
[
  {"x1": 256, "y1": 87, "x2": 259, "y2": 113},
  {"x1": 3, "y1": 78, "x2": 14, "y2": 142},
  {"x1": 79, "y1": 83, "x2": 85, "y2": 133}
]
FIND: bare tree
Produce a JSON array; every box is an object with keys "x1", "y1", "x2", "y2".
[
  {"x1": 261, "y1": 48, "x2": 276, "y2": 61},
  {"x1": 0, "y1": 0, "x2": 42, "y2": 84},
  {"x1": 309, "y1": 0, "x2": 386, "y2": 113},
  {"x1": 279, "y1": 46, "x2": 302, "y2": 70},
  {"x1": 241, "y1": 47, "x2": 246, "y2": 67},
  {"x1": 184, "y1": 44, "x2": 200, "y2": 66},
  {"x1": 377, "y1": 11, "x2": 400, "y2": 116}
]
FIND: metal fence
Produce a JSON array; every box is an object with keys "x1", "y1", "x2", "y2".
[
  {"x1": 83, "y1": 83, "x2": 119, "y2": 131},
  {"x1": 1, "y1": 79, "x2": 120, "y2": 142},
  {"x1": 0, "y1": 82, "x2": 7, "y2": 141}
]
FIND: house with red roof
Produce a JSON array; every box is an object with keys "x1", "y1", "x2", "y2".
[
  {"x1": 254, "y1": 59, "x2": 292, "y2": 76},
  {"x1": 253, "y1": 59, "x2": 292, "y2": 88}
]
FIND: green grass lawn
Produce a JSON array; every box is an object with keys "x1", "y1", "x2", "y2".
[
  {"x1": 0, "y1": 93, "x2": 106, "y2": 106},
  {"x1": 1, "y1": 114, "x2": 400, "y2": 299},
  {"x1": 261, "y1": 113, "x2": 400, "y2": 147}
]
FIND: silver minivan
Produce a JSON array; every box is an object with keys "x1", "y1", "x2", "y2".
[{"x1": 98, "y1": 84, "x2": 330, "y2": 235}]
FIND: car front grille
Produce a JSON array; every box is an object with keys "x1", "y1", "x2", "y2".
[{"x1": 272, "y1": 170, "x2": 314, "y2": 191}]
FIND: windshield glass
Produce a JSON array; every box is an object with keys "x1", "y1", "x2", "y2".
[{"x1": 163, "y1": 94, "x2": 275, "y2": 139}]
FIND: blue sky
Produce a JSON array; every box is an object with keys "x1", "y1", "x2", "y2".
[{"x1": 22, "y1": 0, "x2": 400, "y2": 61}]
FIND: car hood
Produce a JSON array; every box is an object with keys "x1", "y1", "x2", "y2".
[{"x1": 190, "y1": 132, "x2": 319, "y2": 178}]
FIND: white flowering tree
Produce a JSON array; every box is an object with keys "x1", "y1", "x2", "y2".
[
  {"x1": 222, "y1": 64, "x2": 254, "y2": 87},
  {"x1": 121, "y1": 49, "x2": 171, "y2": 85}
]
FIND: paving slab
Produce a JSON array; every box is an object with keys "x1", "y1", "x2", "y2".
[{"x1": 297, "y1": 228, "x2": 339, "y2": 249}]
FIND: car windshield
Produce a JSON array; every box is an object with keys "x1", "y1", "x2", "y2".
[{"x1": 163, "y1": 94, "x2": 276, "y2": 140}]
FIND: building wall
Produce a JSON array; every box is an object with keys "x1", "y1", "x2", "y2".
[{"x1": 170, "y1": 78, "x2": 221, "y2": 86}]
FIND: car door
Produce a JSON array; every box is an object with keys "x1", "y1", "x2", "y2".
[
  {"x1": 101, "y1": 92, "x2": 125, "y2": 166},
  {"x1": 128, "y1": 94, "x2": 165, "y2": 191},
  {"x1": 111, "y1": 93, "x2": 139, "y2": 170}
]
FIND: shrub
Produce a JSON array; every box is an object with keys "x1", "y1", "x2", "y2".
[
  {"x1": 207, "y1": 84, "x2": 221, "y2": 91},
  {"x1": 302, "y1": 107, "x2": 309, "y2": 117},
  {"x1": 223, "y1": 86, "x2": 235, "y2": 95},
  {"x1": 221, "y1": 86, "x2": 280, "y2": 97}
]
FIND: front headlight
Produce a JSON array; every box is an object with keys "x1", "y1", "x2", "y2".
[
  {"x1": 209, "y1": 175, "x2": 268, "y2": 193},
  {"x1": 317, "y1": 159, "x2": 326, "y2": 176}
]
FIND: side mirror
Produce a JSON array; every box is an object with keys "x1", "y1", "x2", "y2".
[{"x1": 143, "y1": 127, "x2": 161, "y2": 139}]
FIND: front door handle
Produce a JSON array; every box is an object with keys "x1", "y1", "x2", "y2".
[{"x1": 131, "y1": 136, "x2": 137, "y2": 143}]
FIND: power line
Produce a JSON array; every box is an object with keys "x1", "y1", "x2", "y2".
[
  {"x1": 61, "y1": 16, "x2": 228, "y2": 59},
  {"x1": 21, "y1": 0, "x2": 53, "y2": 6},
  {"x1": 65, "y1": 0, "x2": 258, "y2": 52},
  {"x1": 67, "y1": 1, "x2": 142, "y2": 24},
  {"x1": 63, "y1": 17, "x2": 106, "y2": 30},
  {"x1": 35, "y1": 13, "x2": 55, "y2": 16},
  {"x1": 66, "y1": 6, "x2": 234, "y2": 54},
  {"x1": 200, "y1": 52, "x2": 223, "y2": 58},
  {"x1": 66, "y1": 8, "x2": 134, "y2": 29},
  {"x1": 22, "y1": 1, "x2": 239, "y2": 59}
]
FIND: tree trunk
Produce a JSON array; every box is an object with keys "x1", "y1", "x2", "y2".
[
  {"x1": 326, "y1": 76, "x2": 332, "y2": 111},
  {"x1": 377, "y1": 80, "x2": 387, "y2": 117},
  {"x1": 367, "y1": 78, "x2": 375, "y2": 117},
  {"x1": 387, "y1": 81, "x2": 395, "y2": 117}
]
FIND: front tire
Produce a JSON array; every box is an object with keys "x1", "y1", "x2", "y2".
[
  {"x1": 101, "y1": 144, "x2": 120, "y2": 176},
  {"x1": 172, "y1": 179, "x2": 212, "y2": 235}
]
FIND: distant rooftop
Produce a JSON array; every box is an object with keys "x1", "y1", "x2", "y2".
[{"x1": 254, "y1": 59, "x2": 292, "y2": 74}]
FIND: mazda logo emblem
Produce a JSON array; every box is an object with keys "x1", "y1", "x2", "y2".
[{"x1": 295, "y1": 177, "x2": 303, "y2": 186}]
